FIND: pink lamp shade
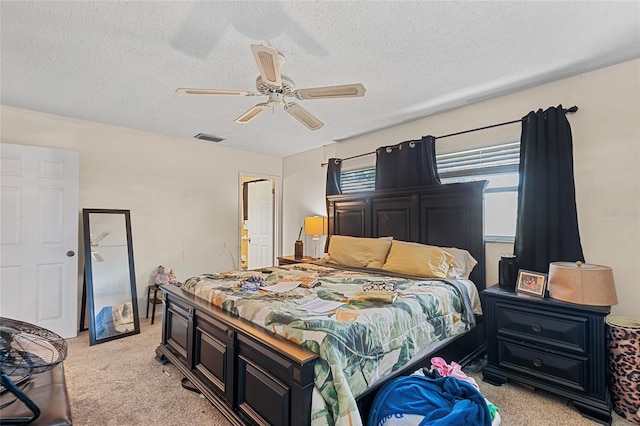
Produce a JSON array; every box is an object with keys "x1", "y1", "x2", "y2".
[{"x1": 548, "y1": 261, "x2": 618, "y2": 306}]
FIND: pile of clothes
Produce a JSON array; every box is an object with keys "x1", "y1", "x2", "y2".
[{"x1": 367, "y1": 357, "x2": 500, "y2": 426}]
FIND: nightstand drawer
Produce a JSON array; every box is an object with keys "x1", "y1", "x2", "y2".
[
  {"x1": 497, "y1": 338, "x2": 588, "y2": 393},
  {"x1": 495, "y1": 301, "x2": 588, "y2": 353}
]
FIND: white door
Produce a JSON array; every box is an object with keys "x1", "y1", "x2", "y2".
[
  {"x1": 0, "y1": 143, "x2": 79, "y2": 338},
  {"x1": 247, "y1": 180, "x2": 273, "y2": 269}
]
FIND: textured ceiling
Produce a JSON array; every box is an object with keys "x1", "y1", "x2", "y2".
[{"x1": 2, "y1": 1, "x2": 639, "y2": 157}]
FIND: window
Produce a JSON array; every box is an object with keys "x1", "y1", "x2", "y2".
[
  {"x1": 340, "y1": 167, "x2": 375, "y2": 193},
  {"x1": 438, "y1": 142, "x2": 519, "y2": 242},
  {"x1": 339, "y1": 141, "x2": 520, "y2": 241}
]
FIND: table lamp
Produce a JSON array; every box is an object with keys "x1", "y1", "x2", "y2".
[
  {"x1": 304, "y1": 216, "x2": 327, "y2": 259},
  {"x1": 548, "y1": 261, "x2": 618, "y2": 306}
]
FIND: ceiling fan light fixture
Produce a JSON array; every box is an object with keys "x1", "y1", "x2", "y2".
[
  {"x1": 285, "y1": 103, "x2": 324, "y2": 131},
  {"x1": 267, "y1": 92, "x2": 284, "y2": 105},
  {"x1": 234, "y1": 103, "x2": 269, "y2": 124}
]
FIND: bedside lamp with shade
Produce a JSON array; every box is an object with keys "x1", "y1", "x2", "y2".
[
  {"x1": 548, "y1": 261, "x2": 618, "y2": 306},
  {"x1": 305, "y1": 216, "x2": 327, "y2": 259}
]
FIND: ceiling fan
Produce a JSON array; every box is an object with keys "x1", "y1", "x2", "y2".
[
  {"x1": 176, "y1": 44, "x2": 366, "y2": 131},
  {"x1": 90, "y1": 231, "x2": 110, "y2": 262}
]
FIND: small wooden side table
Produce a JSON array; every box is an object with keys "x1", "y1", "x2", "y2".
[
  {"x1": 146, "y1": 284, "x2": 163, "y2": 324},
  {"x1": 277, "y1": 255, "x2": 316, "y2": 266}
]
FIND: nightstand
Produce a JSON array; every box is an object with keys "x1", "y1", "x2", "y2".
[
  {"x1": 277, "y1": 255, "x2": 316, "y2": 266},
  {"x1": 481, "y1": 285, "x2": 611, "y2": 424}
]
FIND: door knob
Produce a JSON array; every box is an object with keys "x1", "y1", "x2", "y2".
[{"x1": 66, "y1": 251, "x2": 75, "y2": 257}]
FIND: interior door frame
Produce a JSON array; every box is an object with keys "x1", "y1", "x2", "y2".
[{"x1": 238, "y1": 172, "x2": 282, "y2": 269}]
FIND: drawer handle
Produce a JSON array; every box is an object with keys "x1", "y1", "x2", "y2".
[
  {"x1": 532, "y1": 324, "x2": 542, "y2": 332},
  {"x1": 532, "y1": 359, "x2": 543, "y2": 368}
]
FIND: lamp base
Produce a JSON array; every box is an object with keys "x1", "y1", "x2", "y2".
[{"x1": 294, "y1": 240, "x2": 303, "y2": 260}]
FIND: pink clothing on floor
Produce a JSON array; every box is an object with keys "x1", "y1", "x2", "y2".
[{"x1": 430, "y1": 357, "x2": 480, "y2": 390}]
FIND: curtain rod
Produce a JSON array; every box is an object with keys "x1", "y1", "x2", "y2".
[{"x1": 321, "y1": 105, "x2": 578, "y2": 167}]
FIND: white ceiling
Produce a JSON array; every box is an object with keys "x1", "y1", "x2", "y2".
[{"x1": 2, "y1": 1, "x2": 639, "y2": 157}]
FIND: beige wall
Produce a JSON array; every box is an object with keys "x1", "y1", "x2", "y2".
[
  {"x1": 282, "y1": 145, "x2": 335, "y2": 256},
  {"x1": 283, "y1": 59, "x2": 640, "y2": 318},
  {"x1": 1, "y1": 106, "x2": 282, "y2": 312},
  {"x1": 3, "y1": 59, "x2": 638, "y2": 320}
]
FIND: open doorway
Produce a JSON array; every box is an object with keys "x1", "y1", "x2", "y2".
[{"x1": 239, "y1": 174, "x2": 279, "y2": 270}]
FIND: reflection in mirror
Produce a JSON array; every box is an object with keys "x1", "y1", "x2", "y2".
[{"x1": 83, "y1": 209, "x2": 139, "y2": 345}]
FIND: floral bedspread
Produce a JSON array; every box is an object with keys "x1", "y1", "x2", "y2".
[{"x1": 181, "y1": 263, "x2": 475, "y2": 426}]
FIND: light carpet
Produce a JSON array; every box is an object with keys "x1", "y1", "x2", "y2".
[{"x1": 64, "y1": 318, "x2": 632, "y2": 425}]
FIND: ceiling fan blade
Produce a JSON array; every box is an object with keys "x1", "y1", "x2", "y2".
[
  {"x1": 284, "y1": 103, "x2": 324, "y2": 131},
  {"x1": 250, "y1": 44, "x2": 281, "y2": 87},
  {"x1": 234, "y1": 103, "x2": 269, "y2": 124},
  {"x1": 176, "y1": 88, "x2": 255, "y2": 96},
  {"x1": 92, "y1": 252, "x2": 105, "y2": 262},
  {"x1": 296, "y1": 83, "x2": 366, "y2": 100},
  {"x1": 92, "y1": 231, "x2": 110, "y2": 245}
]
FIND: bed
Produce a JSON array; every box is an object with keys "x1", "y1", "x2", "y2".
[{"x1": 155, "y1": 181, "x2": 487, "y2": 426}]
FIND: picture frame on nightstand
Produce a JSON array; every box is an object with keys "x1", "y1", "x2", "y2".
[{"x1": 515, "y1": 269, "x2": 547, "y2": 298}]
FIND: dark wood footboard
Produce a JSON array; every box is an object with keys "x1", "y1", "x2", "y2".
[{"x1": 156, "y1": 284, "x2": 318, "y2": 426}]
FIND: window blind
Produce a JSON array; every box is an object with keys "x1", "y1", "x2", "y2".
[
  {"x1": 436, "y1": 142, "x2": 520, "y2": 178},
  {"x1": 340, "y1": 167, "x2": 375, "y2": 193}
]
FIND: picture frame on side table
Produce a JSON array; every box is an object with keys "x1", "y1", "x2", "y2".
[{"x1": 516, "y1": 269, "x2": 548, "y2": 298}]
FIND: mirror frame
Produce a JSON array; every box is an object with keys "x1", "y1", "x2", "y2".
[{"x1": 82, "y1": 208, "x2": 140, "y2": 345}]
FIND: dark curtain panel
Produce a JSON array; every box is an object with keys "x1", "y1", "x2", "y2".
[
  {"x1": 514, "y1": 105, "x2": 585, "y2": 273},
  {"x1": 375, "y1": 135, "x2": 441, "y2": 190},
  {"x1": 325, "y1": 158, "x2": 342, "y2": 251},
  {"x1": 326, "y1": 158, "x2": 342, "y2": 196}
]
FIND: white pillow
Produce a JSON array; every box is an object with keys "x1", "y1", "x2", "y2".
[{"x1": 443, "y1": 247, "x2": 478, "y2": 279}]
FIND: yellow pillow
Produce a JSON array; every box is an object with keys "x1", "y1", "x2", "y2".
[
  {"x1": 325, "y1": 235, "x2": 393, "y2": 268},
  {"x1": 381, "y1": 240, "x2": 453, "y2": 278}
]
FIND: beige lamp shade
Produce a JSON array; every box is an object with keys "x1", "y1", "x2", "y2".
[
  {"x1": 548, "y1": 261, "x2": 618, "y2": 306},
  {"x1": 304, "y1": 216, "x2": 327, "y2": 238}
]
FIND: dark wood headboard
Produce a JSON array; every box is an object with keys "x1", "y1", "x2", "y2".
[{"x1": 326, "y1": 181, "x2": 487, "y2": 290}]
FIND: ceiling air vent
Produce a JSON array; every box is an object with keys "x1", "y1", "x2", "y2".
[{"x1": 194, "y1": 133, "x2": 225, "y2": 143}]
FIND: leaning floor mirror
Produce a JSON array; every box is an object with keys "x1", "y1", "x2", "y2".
[{"x1": 83, "y1": 208, "x2": 140, "y2": 345}]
